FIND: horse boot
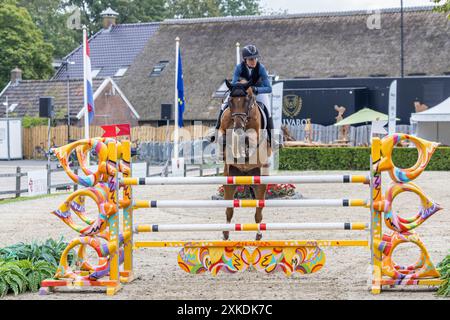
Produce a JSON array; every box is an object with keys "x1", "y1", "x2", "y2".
[
  {"x1": 266, "y1": 116, "x2": 283, "y2": 149},
  {"x1": 207, "y1": 109, "x2": 224, "y2": 143}
]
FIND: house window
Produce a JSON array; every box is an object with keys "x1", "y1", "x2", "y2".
[
  {"x1": 149, "y1": 61, "x2": 169, "y2": 77},
  {"x1": 114, "y1": 67, "x2": 128, "y2": 77},
  {"x1": 91, "y1": 69, "x2": 101, "y2": 77}
]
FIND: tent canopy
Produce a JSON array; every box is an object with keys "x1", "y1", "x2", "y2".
[
  {"x1": 335, "y1": 107, "x2": 399, "y2": 126},
  {"x1": 410, "y1": 97, "x2": 450, "y2": 122}
]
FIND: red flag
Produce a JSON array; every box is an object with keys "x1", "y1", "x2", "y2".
[
  {"x1": 101, "y1": 125, "x2": 117, "y2": 138},
  {"x1": 116, "y1": 124, "x2": 131, "y2": 136}
]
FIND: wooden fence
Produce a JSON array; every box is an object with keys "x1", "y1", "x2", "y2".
[
  {"x1": 22, "y1": 124, "x2": 414, "y2": 159},
  {"x1": 23, "y1": 125, "x2": 212, "y2": 159}
]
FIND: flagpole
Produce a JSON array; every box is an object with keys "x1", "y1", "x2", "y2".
[
  {"x1": 174, "y1": 37, "x2": 180, "y2": 162},
  {"x1": 83, "y1": 26, "x2": 89, "y2": 141},
  {"x1": 82, "y1": 26, "x2": 90, "y2": 165}
]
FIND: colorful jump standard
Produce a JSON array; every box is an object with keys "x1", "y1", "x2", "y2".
[{"x1": 40, "y1": 133, "x2": 444, "y2": 295}]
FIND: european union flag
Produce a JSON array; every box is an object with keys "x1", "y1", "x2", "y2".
[{"x1": 177, "y1": 47, "x2": 185, "y2": 128}]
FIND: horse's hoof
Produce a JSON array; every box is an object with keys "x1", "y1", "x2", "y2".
[
  {"x1": 223, "y1": 231, "x2": 230, "y2": 240},
  {"x1": 256, "y1": 232, "x2": 263, "y2": 241}
]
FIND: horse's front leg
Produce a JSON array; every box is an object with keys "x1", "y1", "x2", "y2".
[
  {"x1": 254, "y1": 184, "x2": 267, "y2": 240},
  {"x1": 223, "y1": 185, "x2": 236, "y2": 240}
]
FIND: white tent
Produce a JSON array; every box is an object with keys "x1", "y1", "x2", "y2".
[{"x1": 410, "y1": 97, "x2": 450, "y2": 145}]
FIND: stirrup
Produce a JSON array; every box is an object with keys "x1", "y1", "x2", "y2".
[{"x1": 207, "y1": 130, "x2": 218, "y2": 143}]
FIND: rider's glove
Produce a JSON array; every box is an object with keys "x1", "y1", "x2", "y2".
[{"x1": 251, "y1": 86, "x2": 258, "y2": 95}]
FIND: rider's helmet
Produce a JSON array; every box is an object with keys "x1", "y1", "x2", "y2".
[{"x1": 242, "y1": 45, "x2": 260, "y2": 60}]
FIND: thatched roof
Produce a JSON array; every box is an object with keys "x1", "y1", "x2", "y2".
[{"x1": 118, "y1": 7, "x2": 450, "y2": 121}]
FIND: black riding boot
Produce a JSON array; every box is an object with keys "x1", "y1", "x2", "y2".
[
  {"x1": 266, "y1": 116, "x2": 274, "y2": 146},
  {"x1": 208, "y1": 108, "x2": 224, "y2": 143}
]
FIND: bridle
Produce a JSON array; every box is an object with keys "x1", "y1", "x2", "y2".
[{"x1": 229, "y1": 90, "x2": 256, "y2": 128}]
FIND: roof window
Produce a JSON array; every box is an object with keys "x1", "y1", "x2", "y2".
[
  {"x1": 115, "y1": 67, "x2": 128, "y2": 77},
  {"x1": 150, "y1": 61, "x2": 169, "y2": 77}
]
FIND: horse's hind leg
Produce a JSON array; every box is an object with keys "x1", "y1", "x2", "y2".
[
  {"x1": 223, "y1": 185, "x2": 236, "y2": 240},
  {"x1": 254, "y1": 184, "x2": 267, "y2": 240}
]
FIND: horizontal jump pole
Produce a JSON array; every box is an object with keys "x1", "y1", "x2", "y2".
[
  {"x1": 122, "y1": 175, "x2": 370, "y2": 186},
  {"x1": 134, "y1": 240, "x2": 370, "y2": 248},
  {"x1": 133, "y1": 199, "x2": 368, "y2": 209},
  {"x1": 134, "y1": 222, "x2": 368, "y2": 233}
]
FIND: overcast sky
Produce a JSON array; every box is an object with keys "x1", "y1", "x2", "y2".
[{"x1": 260, "y1": 0, "x2": 435, "y2": 14}]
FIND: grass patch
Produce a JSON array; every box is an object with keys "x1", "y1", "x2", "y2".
[{"x1": 0, "y1": 192, "x2": 69, "y2": 205}]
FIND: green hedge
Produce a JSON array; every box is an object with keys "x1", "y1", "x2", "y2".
[{"x1": 279, "y1": 147, "x2": 450, "y2": 171}]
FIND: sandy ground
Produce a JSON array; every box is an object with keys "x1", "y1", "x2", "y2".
[{"x1": 0, "y1": 170, "x2": 449, "y2": 300}]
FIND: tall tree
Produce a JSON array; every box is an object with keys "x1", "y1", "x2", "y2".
[
  {"x1": 17, "y1": 0, "x2": 80, "y2": 59},
  {"x1": 0, "y1": 2, "x2": 54, "y2": 88},
  {"x1": 432, "y1": 0, "x2": 450, "y2": 16},
  {"x1": 167, "y1": 0, "x2": 261, "y2": 18},
  {"x1": 68, "y1": 0, "x2": 168, "y2": 34}
]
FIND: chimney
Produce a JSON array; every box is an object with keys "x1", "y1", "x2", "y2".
[
  {"x1": 101, "y1": 7, "x2": 119, "y2": 30},
  {"x1": 11, "y1": 67, "x2": 22, "y2": 85}
]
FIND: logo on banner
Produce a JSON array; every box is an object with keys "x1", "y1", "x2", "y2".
[{"x1": 283, "y1": 95, "x2": 302, "y2": 117}]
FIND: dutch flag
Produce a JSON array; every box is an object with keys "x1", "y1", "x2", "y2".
[{"x1": 84, "y1": 32, "x2": 95, "y2": 124}]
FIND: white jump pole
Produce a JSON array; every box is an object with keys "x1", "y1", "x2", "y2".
[
  {"x1": 123, "y1": 174, "x2": 369, "y2": 186},
  {"x1": 236, "y1": 42, "x2": 240, "y2": 65},
  {"x1": 134, "y1": 222, "x2": 368, "y2": 233},
  {"x1": 133, "y1": 199, "x2": 368, "y2": 209}
]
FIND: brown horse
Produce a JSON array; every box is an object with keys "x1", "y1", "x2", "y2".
[{"x1": 218, "y1": 80, "x2": 272, "y2": 240}]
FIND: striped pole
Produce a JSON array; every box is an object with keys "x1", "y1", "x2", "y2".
[
  {"x1": 134, "y1": 222, "x2": 368, "y2": 233},
  {"x1": 134, "y1": 239, "x2": 369, "y2": 248},
  {"x1": 133, "y1": 199, "x2": 368, "y2": 209},
  {"x1": 122, "y1": 175, "x2": 369, "y2": 186}
]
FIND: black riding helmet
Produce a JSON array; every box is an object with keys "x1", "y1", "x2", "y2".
[{"x1": 242, "y1": 45, "x2": 260, "y2": 60}]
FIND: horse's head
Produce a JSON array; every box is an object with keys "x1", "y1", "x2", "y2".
[
  {"x1": 223, "y1": 80, "x2": 260, "y2": 160},
  {"x1": 225, "y1": 79, "x2": 256, "y2": 134}
]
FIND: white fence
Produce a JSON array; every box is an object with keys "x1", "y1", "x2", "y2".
[{"x1": 285, "y1": 124, "x2": 413, "y2": 146}]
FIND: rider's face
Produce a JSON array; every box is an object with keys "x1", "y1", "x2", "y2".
[{"x1": 245, "y1": 58, "x2": 257, "y2": 68}]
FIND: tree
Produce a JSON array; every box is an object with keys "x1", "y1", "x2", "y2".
[
  {"x1": 17, "y1": 0, "x2": 80, "y2": 59},
  {"x1": 432, "y1": 0, "x2": 450, "y2": 16},
  {"x1": 0, "y1": 2, "x2": 54, "y2": 89},
  {"x1": 68, "y1": 0, "x2": 168, "y2": 34},
  {"x1": 167, "y1": 0, "x2": 261, "y2": 18}
]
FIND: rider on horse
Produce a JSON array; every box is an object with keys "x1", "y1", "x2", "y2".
[{"x1": 209, "y1": 45, "x2": 275, "y2": 145}]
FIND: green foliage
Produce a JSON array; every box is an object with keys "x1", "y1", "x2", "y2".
[
  {"x1": 69, "y1": 0, "x2": 168, "y2": 36},
  {"x1": 17, "y1": 0, "x2": 80, "y2": 59},
  {"x1": 0, "y1": 260, "x2": 56, "y2": 296},
  {"x1": 167, "y1": 0, "x2": 261, "y2": 18},
  {"x1": 0, "y1": 260, "x2": 29, "y2": 297},
  {"x1": 279, "y1": 147, "x2": 450, "y2": 171},
  {"x1": 0, "y1": 238, "x2": 75, "y2": 296},
  {"x1": 432, "y1": 0, "x2": 450, "y2": 16},
  {"x1": 0, "y1": 237, "x2": 74, "y2": 267},
  {"x1": 16, "y1": 260, "x2": 56, "y2": 292},
  {"x1": 437, "y1": 253, "x2": 450, "y2": 297},
  {"x1": 0, "y1": 2, "x2": 54, "y2": 89},
  {"x1": 21, "y1": 116, "x2": 48, "y2": 128}
]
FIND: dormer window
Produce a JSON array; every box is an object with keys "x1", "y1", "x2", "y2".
[
  {"x1": 92, "y1": 69, "x2": 101, "y2": 78},
  {"x1": 115, "y1": 67, "x2": 128, "y2": 77},
  {"x1": 150, "y1": 61, "x2": 169, "y2": 77}
]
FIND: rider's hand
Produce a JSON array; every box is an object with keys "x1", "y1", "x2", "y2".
[{"x1": 251, "y1": 86, "x2": 258, "y2": 95}]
